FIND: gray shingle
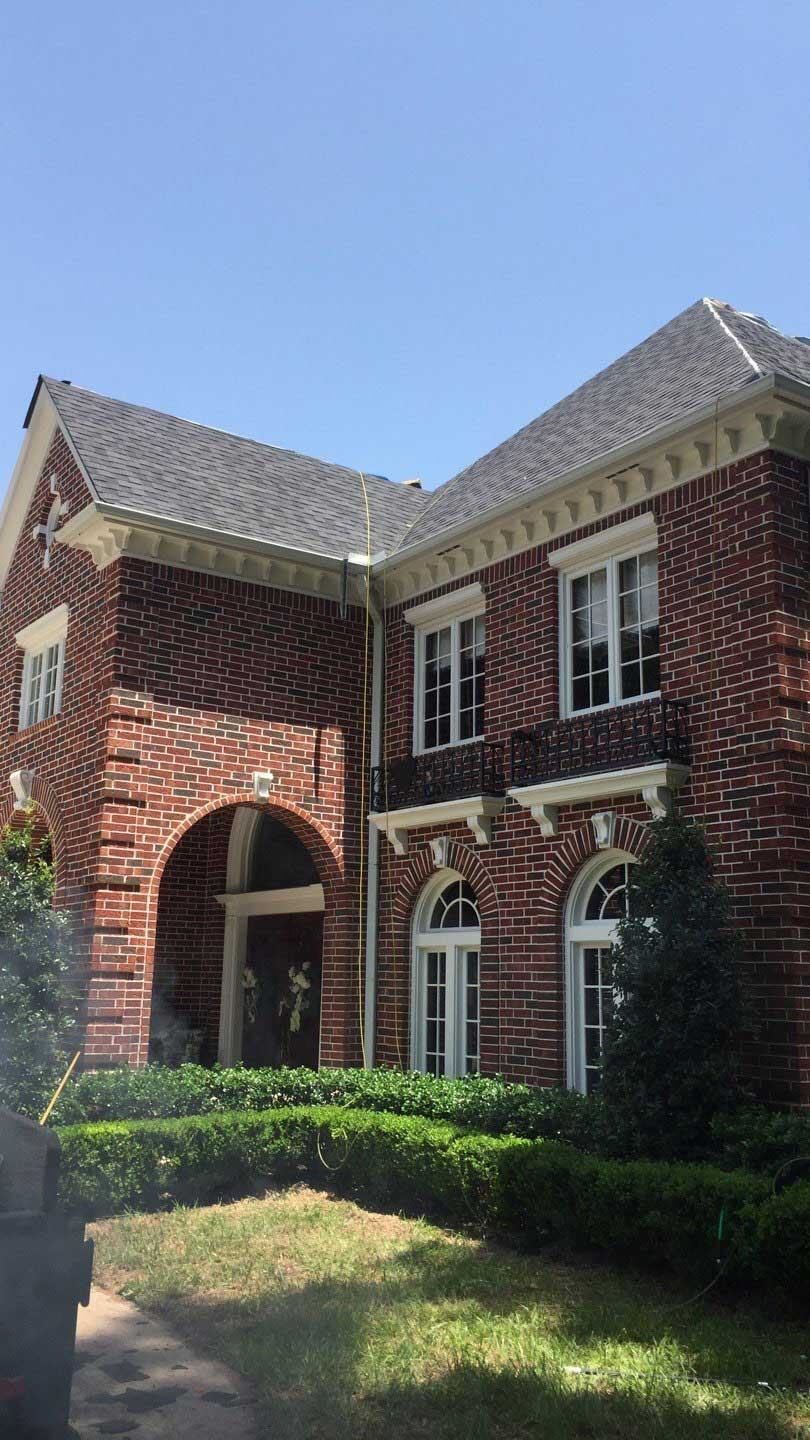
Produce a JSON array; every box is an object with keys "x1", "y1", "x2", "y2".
[
  {"x1": 395, "y1": 298, "x2": 810, "y2": 552},
  {"x1": 40, "y1": 377, "x2": 428, "y2": 558},
  {"x1": 37, "y1": 299, "x2": 810, "y2": 563}
]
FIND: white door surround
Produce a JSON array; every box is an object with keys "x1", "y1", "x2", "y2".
[{"x1": 215, "y1": 806, "x2": 324, "y2": 1066}]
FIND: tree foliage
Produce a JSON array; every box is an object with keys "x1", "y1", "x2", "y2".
[
  {"x1": 600, "y1": 815, "x2": 746, "y2": 1159},
  {"x1": 0, "y1": 815, "x2": 77, "y2": 1115}
]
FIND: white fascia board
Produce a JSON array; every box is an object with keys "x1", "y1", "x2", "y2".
[
  {"x1": 403, "y1": 581, "x2": 485, "y2": 628},
  {"x1": 547, "y1": 513, "x2": 658, "y2": 571},
  {"x1": 0, "y1": 391, "x2": 60, "y2": 593},
  {"x1": 378, "y1": 372, "x2": 794, "y2": 572},
  {"x1": 508, "y1": 761, "x2": 690, "y2": 810},
  {"x1": 15, "y1": 603, "x2": 70, "y2": 651},
  {"x1": 94, "y1": 502, "x2": 354, "y2": 571}
]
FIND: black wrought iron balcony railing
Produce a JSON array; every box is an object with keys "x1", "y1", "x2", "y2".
[
  {"x1": 370, "y1": 740, "x2": 506, "y2": 813},
  {"x1": 509, "y1": 697, "x2": 689, "y2": 789}
]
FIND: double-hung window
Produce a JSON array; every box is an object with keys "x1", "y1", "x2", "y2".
[
  {"x1": 16, "y1": 605, "x2": 69, "y2": 731},
  {"x1": 550, "y1": 515, "x2": 660, "y2": 716},
  {"x1": 404, "y1": 584, "x2": 485, "y2": 752}
]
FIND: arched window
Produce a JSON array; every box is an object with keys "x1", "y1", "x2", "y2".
[
  {"x1": 412, "y1": 872, "x2": 481, "y2": 1078},
  {"x1": 565, "y1": 854, "x2": 633, "y2": 1095}
]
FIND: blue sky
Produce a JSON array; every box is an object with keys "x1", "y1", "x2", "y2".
[{"x1": 1, "y1": 0, "x2": 808, "y2": 500}]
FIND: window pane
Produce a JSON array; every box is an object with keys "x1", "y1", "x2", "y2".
[
  {"x1": 572, "y1": 676, "x2": 590, "y2": 711},
  {"x1": 640, "y1": 585, "x2": 659, "y2": 623},
  {"x1": 590, "y1": 568, "x2": 607, "y2": 603},
  {"x1": 621, "y1": 628, "x2": 640, "y2": 664},
  {"x1": 639, "y1": 550, "x2": 657, "y2": 585},
  {"x1": 641, "y1": 622, "x2": 660, "y2": 657},
  {"x1": 571, "y1": 575, "x2": 589, "y2": 609},
  {"x1": 592, "y1": 670, "x2": 609, "y2": 706},
  {"x1": 620, "y1": 590, "x2": 639, "y2": 627},
  {"x1": 621, "y1": 661, "x2": 641, "y2": 697},
  {"x1": 619, "y1": 555, "x2": 637, "y2": 591},
  {"x1": 643, "y1": 656, "x2": 660, "y2": 692}
]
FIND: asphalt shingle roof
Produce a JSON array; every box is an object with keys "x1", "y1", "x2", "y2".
[
  {"x1": 39, "y1": 377, "x2": 428, "y2": 559},
  {"x1": 33, "y1": 299, "x2": 810, "y2": 562},
  {"x1": 395, "y1": 298, "x2": 810, "y2": 552}
]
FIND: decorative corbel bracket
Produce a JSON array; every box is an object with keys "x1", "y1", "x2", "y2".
[
  {"x1": 590, "y1": 810, "x2": 616, "y2": 849},
  {"x1": 252, "y1": 771, "x2": 275, "y2": 803},
  {"x1": 530, "y1": 802, "x2": 559, "y2": 837},
  {"x1": 642, "y1": 783, "x2": 673, "y2": 820},
  {"x1": 429, "y1": 836, "x2": 450, "y2": 869},
  {"x1": 466, "y1": 811, "x2": 493, "y2": 846},
  {"x1": 387, "y1": 827, "x2": 409, "y2": 858},
  {"x1": 10, "y1": 769, "x2": 35, "y2": 811}
]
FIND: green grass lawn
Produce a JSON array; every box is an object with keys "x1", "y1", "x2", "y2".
[{"x1": 91, "y1": 1186, "x2": 809, "y2": 1440}]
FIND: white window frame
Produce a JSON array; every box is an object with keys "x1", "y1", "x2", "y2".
[
  {"x1": 565, "y1": 849, "x2": 634, "y2": 1093},
  {"x1": 410, "y1": 869, "x2": 481, "y2": 1078},
  {"x1": 549, "y1": 513, "x2": 660, "y2": 719},
  {"x1": 15, "y1": 605, "x2": 69, "y2": 731},
  {"x1": 403, "y1": 583, "x2": 486, "y2": 755}
]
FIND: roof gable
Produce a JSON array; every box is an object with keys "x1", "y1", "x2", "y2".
[{"x1": 38, "y1": 377, "x2": 428, "y2": 560}]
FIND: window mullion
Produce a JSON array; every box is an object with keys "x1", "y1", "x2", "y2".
[
  {"x1": 450, "y1": 622, "x2": 460, "y2": 745},
  {"x1": 607, "y1": 559, "x2": 620, "y2": 705}
]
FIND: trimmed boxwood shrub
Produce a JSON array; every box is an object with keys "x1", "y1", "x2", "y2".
[
  {"x1": 55, "y1": 1105, "x2": 810, "y2": 1302},
  {"x1": 50, "y1": 1063, "x2": 810, "y2": 1176}
]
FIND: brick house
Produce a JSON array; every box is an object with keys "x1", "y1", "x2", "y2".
[{"x1": 0, "y1": 298, "x2": 807, "y2": 1103}]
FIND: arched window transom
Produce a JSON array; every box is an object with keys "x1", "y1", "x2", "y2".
[{"x1": 430, "y1": 879, "x2": 480, "y2": 930}]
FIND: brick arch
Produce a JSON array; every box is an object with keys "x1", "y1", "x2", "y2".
[
  {"x1": 391, "y1": 839, "x2": 500, "y2": 932},
  {"x1": 140, "y1": 790, "x2": 350, "y2": 1067},
  {"x1": 0, "y1": 775, "x2": 67, "y2": 902},
  {"x1": 379, "y1": 838, "x2": 502, "y2": 1071},
  {"x1": 538, "y1": 814, "x2": 652, "y2": 925},
  {"x1": 147, "y1": 790, "x2": 344, "y2": 907}
]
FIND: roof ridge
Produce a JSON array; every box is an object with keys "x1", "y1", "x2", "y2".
[
  {"x1": 40, "y1": 375, "x2": 425, "y2": 501},
  {"x1": 701, "y1": 299, "x2": 762, "y2": 378}
]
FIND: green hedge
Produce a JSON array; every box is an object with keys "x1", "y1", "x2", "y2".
[
  {"x1": 55, "y1": 1105, "x2": 810, "y2": 1302},
  {"x1": 49, "y1": 1063, "x2": 810, "y2": 1174}
]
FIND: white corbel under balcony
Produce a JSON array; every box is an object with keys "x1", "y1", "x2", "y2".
[
  {"x1": 370, "y1": 795, "x2": 506, "y2": 857},
  {"x1": 508, "y1": 760, "x2": 690, "y2": 837}
]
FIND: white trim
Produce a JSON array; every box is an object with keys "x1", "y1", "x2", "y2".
[
  {"x1": 409, "y1": 869, "x2": 481, "y2": 1078},
  {"x1": 410, "y1": 594, "x2": 486, "y2": 755},
  {"x1": 15, "y1": 604, "x2": 69, "y2": 652},
  {"x1": 703, "y1": 298, "x2": 761, "y2": 377},
  {"x1": 403, "y1": 582, "x2": 485, "y2": 628},
  {"x1": 216, "y1": 884, "x2": 324, "y2": 917},
  {"x1": 508, "y1": 761, "x2": 690, "y2": 828},
  {"x1": 565, "y1": 849, "x2": 635, "y2": 1091},
  {"x1": 547, "y1": 514, "x2": 658, "y2": 572},
  {"x1": 217, "y1": 807, "x2": 261, "y2": 1065},
  {"x1": 16, "y1": 605, "x2": 69, "y2": 732},
  {"x1": 557, "y1": 532, "x2": 659, "y2": 719},
  {"x1": 370, "y1": 794, "x2": 505, "y2": 856}
]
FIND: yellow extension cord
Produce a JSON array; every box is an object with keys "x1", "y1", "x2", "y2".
[{"x1": 356, "y1": 472, "x2": 372, "y2": 1068}]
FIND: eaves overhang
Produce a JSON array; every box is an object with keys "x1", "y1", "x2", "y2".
[
  {"x1": 375, "y1": 370, "x2": 810, "y2": 602},
  {"x1": 54, "y1": 500, "x2": 372, "y2": 604}
]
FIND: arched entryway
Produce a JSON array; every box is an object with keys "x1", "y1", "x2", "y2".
[{"x1": 150, "y1": 802, "x2": 334, "y2": 1068}]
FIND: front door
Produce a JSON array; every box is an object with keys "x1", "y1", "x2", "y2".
[{"x1": 241, "y1": 912, "x2": 323, "y2": 1068}]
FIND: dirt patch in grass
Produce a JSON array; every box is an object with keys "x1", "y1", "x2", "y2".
[{"x1": 91, "y1": 1186, "x2": 810, "y2": 1440}]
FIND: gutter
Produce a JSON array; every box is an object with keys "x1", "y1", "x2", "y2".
[
  {"x1": 363, "y1": 582, "x2": 384, "y2": 1067},
  {"x1": 377, "y1": 370, "x2": 810, "y2": 571}
]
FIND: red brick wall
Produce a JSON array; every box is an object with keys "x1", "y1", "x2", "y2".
[
  {"x1": 375, "y1": 449, "x2": 810, "y2": 1104},
  {"x1": 0, "y1": 429, "x2": 370, "y2": 1068},
  {"x1": 151, "y1": 805, "x2": 233, "y2": 1062}
]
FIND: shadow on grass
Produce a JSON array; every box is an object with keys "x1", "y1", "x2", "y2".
[{"x1": 153, "y1": 1233, "x2": 802, "y2": 1440}]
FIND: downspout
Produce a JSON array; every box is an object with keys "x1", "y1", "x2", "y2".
[{"x1": 363, "y1": 583, "x2": 384, "y2": 1067}]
